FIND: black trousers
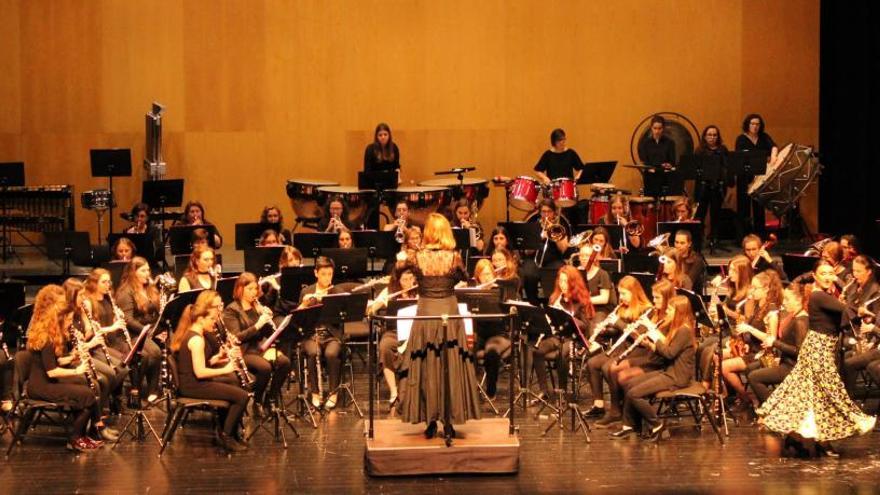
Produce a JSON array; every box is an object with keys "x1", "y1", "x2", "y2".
[
  {"x1": 481, "y1": 335, "x2": 511, "y2": 394},
  {"x1": 532, "y1": 337, "x2": 573, "y2": 395},
  {"x1": 747, "y1": 363, "x2": 793, "y2": 403},
  {"x1": 843, "y1": 348, "x2": 880, "y2": 394},
  {"x1": 622, "y1": 370, "x2": 675, "y2": 429},
  {"x1": 736, "y1": 174, "x2": 765, "y2": 235},
  {"x1": 244, "y1": 351, "x2": 292, "y2": 404},
  {"x1": 694, "y1": 182, "x2": 723, "y2": 241},
  {"x1": 302, "y1": 336, "x2": 343, "y2": 393},
  {"x1": 180, "y1": 381, "x2": 249, "y2": 436},
  {"x1": 867, "y1": 359, "x2": 880, "y2": 384}
]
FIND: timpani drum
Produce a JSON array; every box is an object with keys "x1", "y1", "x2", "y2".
[
  {"x1": 551, "y1": 178, "x2": 578, "y2": 208},
  {"x1": 384, "y1": 186, "x2": 451, "y2": 226},
  {"x1": 629, "y1": 196, "x2": 657, "y2": 240},
  {"x1": 508, "y1": 176, "x2": 540, "y2": 211},
  {"x1": 418, "y1": 177, "x2": 489, "y2": 210},
  {"x1": 286, "y1": 179, "x2": 339, "y2": 219},
  {"x1": 317, "y1": 186, "x2": 376, "y2": 229}
]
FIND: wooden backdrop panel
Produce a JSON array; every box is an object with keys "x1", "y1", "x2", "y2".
[{"x1": 0, "y1": 0, "x2": 820, "y2": 262}]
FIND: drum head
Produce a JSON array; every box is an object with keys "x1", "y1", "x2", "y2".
[
  {"x1": 418, "y1": 178, "x2": 488, "y2": 187},
  {"x1": 287, "y1": 179, "x2": 339, "y2": 219},
  {"x1": 628, "y1": 195, "x2": 653, "y2": 204},
  {"x1": 590, "y1": 182, "x2": 617, "y2": 193}
]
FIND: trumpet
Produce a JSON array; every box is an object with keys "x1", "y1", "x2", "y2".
[
  {"x1": 606, "y1": 308, "x2": 654, "y2": 356},
  {"x1": 393, "y1": 213, "x2": 408, "y2": 243},
  {"x1": 326, "y1": 214, "x2": 347, "y2": 233}
]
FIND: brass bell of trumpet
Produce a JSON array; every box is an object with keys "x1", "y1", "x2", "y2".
[{"x1": 624, "y1": 219, "x2": 643, "y2": 237}]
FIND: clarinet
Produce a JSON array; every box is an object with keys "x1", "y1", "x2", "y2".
[
  {"x1": 109, "y1": 292, "x2": 133, "y2": 352},
  {"x1": 82, "y1": 301, "x2": 116, "y2": 371},
  {"x1": 70, "y1": 320, "x2": 101, "y2": 400},
  {"x1": 0, "y1": 331, "x2": 11, "y2": 361},
  {"x1": 216, "y1": 318, "x2": 256, "y2": 390},
  {"x1": 605, "y1": 308, "x2": 654, "y2": 356},
  {"x1": 583, "y1": 304, "x2": 623, "y2": 355}
]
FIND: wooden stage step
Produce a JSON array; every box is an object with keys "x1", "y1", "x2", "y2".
[{"x1": 364, "y1": 418, "x2": 520, "y2": 476}]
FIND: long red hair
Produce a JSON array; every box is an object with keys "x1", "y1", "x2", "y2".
[{"x1": 550, "y1": 265, "x2": 595, "y2": 319}]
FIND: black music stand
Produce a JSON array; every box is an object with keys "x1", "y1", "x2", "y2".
[
  {"x1": 280, "y1": 267, "x2": 316, "y2": 303},
  {"x1": 45, "y1": 231, "x2": 91, "y2": 275},
  {"x1": 214, "y1": 276, "x2": 237, "y2": 305},
  {"x1": 643, "y1": 168, "x2": 684, "y2": 198},
  {"x1": 350, "y1": 230, "x2": 397, "y2": 272},
  {"x1": 454, "y1": 287, "x2": 504, "y2": 412},
  {"x1": 500, "y1": 301, "x2": 558, "y2": 415},
  {"x1": 539, "y1": 267, "x2": 559, "y2": 301},
  {"x1": 244, "y1": 246, "x2": 284, "y2": 277},
  {"x1": 168, "y1": 224, "x2": 218, "y2": 255},
  {"x1": 90, "y1": 149, "x2": 132, "y2": 235},
  {"x1": 359, "y1": 170, "x2": 399, "y2": 227},
  {"x1": 235, "y1": 222, "x2": 282, "y2": 250},
  {"x1": 0, "y1": 162, "x2": 25, "y2": 262},
  {"x1": 276, "y1": 305, "x2": 323, "y2": 429},
  {"x1": 581, "y1": 224, "x2": 624, "y2": 249},
  {"x1": 577, "y1": 161, "x2": 617, "y2": 186},
  {"x1": 101, "y1": 260, "x2": 129, "y2": 287},
  {"x1": 0, "y1": 281, "x2": 26, "y2": 351},
  {"x1": 107, "y1": 232, "x2": 157, "y2": 263},
  {"x1": 726, "y1": 149, "x2": 769, "y2": 178},
  {"x1": 320, "y1": 247, "x2": 369, "y2": 283},
  {"x1": 113, "y1": 304, "x2": 169, "y2": 448},
  {"x1": 679, "y1": 154, "x2": 724, "y2": 184},
  {"x1": 499, "y1": 222, "x2": 543, "y2": 251},
  {"x1": 316, "y1": 292, "x2": 369, "y2": 416},
  {"x1": 782, "y1": 253, "x2": 820, "y2": 281},
  {"x1": 599, "y1": 258, "x2": 622, "y2": 273},
  {"x1": 142, "y1": 179, "x2": 184, "y2": 270},
  {"x1": 541, "y1": 305, "x2": 591, "y2": 442},
  {"x1": 675, "y1": 287, "x2": 714, "y2": 328},
  {"x1": 657, "y1": 221, "x2": 704, "y2": 253},
  {"x1": 293, "y1": 232, "x2": 338, "y2": 261}
]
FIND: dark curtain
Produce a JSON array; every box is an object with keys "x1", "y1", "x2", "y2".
[{"x1": 819, "y1": 1, "x2": 880, "y2": 254}]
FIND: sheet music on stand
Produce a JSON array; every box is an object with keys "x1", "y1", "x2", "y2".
[{"x1": 259, "y1": 314, "x2": 294, "y2": 353}]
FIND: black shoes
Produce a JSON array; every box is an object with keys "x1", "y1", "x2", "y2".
[
  {"x1": 593, "y1": 413, "x2": 622, "y2": 428},
  {"x1": 646, "y1": 422, "x2": 667, "y2": 442},
  {"x1": 582, "y1": 405, "x2": 605, "y2": 419},
  {"x1": 609, "y1": 426, "x2": 637, "y2": 439},
  {"x1": 218, "y1": 433, "x2": 247, "y2": 453},
  {"x1": 424, "y1": 421, "x2": 438, "y2": 439}
]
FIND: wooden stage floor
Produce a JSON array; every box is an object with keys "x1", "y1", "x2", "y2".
[{"x1": 3, "y1": 369, "x2": 880, "y2": 495}]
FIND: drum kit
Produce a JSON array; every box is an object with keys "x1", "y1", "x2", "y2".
[
  {"x1": 508, "y1": 176, "x2": 579, "y2": 212},
  {"x1": 286, "y1": 172, "x2": 491, "y2": 229}
]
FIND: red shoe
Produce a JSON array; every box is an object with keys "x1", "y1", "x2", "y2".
[{"x1": 84, "y1": 437, "x2": 105, "y2": 449}]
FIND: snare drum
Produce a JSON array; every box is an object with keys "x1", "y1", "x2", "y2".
[
  {"x1": 418, "y1": 177, "x2": 489, "y2": 210},
  {"x1": 385, "y1": 186, "x2": 450, "y2": 226},
  {"x1": 286, "y1": 179, "x2": 339, "y2": 220},
  {"x1": 508, "y1": 176, "x2": 539, "y2": 211},
  {"x1": 551, "y1": 178, "x2": 578, "y2": 208},
  {"x1": 628, "y1": 196, "x2": 657, "y2": 240},
  {"x1": 317, "y1": 186, "x2": 376, "y2": 229}
]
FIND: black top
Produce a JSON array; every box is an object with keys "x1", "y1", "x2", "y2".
[
  {"x1": 552, "y1": 297, "x2": 592, "y2": 336},
  {"x1": 845, "y1": 278, "x2": 880, "y2": 320},
  {"x1": 655, "y1": 326, "x2": 695, "y2": 387},
  {"x1": 695, "y1": 144, "x2": 729, "y2": 156},
  {"x1": 585, "y1": 268, "x2": 616, "y2": 315},
  {"x1": 317, "y1": 215, "x2": 354, "y2": 232},
  {"x1": 774, "y1": 313, "x2": 808, "y2": 367},
  {"x1": 298, "y1": 284, "x2": 344, "y2": 339},
  {"x1": 363, "y1": 143, "x2": 400, "y2": 173},
  {"x1": 414, "y1": 250, "x2": 468, "y2": 299},
  {"x1": 680, "y1": 251, "x2": 707, "y2": 293},
  {"x1": 638, "y1": 135, "x2": 677, "y2": 168},
  {"x1": 176, "y1": 330, "x2": 225, "y2": 392},
  {"x1": 27, "y1": 346, "x2": 95, "y2": 409},
  {"x1": 116, "y1": 286, "x2": 159, "y2": 336},
  {"x1": 734, "y1": 133, "x2": 776, "y2": 152},
  {"x1": 222, "y1": 301, "x2": 269, "y2": 354},
  {"x1": 533, "y1": 149, "x2": 583, "y2": 180},
  {"x1": 808, "y1": 290, "x2": 848, "y2": 336}
]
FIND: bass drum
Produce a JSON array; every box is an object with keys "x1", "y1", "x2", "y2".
[
  {"x1": 286, "y1": 179, "x2": 339, "y2": 220},
  {"x1": 749, "y1": 143, "x2": 820, "y2": 217},
  {"x1": 317, "y1": 186, "x2": 376, "y2": 229}
]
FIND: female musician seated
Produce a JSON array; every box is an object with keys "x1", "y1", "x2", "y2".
[
  {"x1": 260, "y1": 246, "x2": 304, "y2": 315},
  {"x1": 222, "y1": 273, "x2": 292, "y2": 415},
  {"x1": 489, "y1": 247, "x2": 521, "y2": 300},
  {"x1": 820, "y1": 240, "x2": 850, "y2": 280},
  {"x1": 26, "y1": 285, "x2": 107, "y2": 451},
  {"x1": 258, "y1": 229, "x2": 283, "y2": 247},
  {"x1": 590, "y1": 226, "x2": 617, "y2": 260},
  {"x1": 697, "y1": 255, "x2": 755, "y2": 387},
  {"x1": 670, "y1": 197, "x2": 695, "y2": 222},
  {"x1": 63, "y1": 279, "x2": 125, "y2": 421},
  {"x1": 178, "y1": 246, "x2": 219, "y2": 292},
  {"x1": 320, "y1": 196, "x2": 353, "y2": 233},
  {"x1": 577, "y1": 241, "x2": 616, "y2": 323},
  {"x1": 298, "y1": 256, "x2": 344, "y2": 409},
  {"x1": 610, "y1": 295, "x2": 696, "y2": 441},
  {"x1": 673, "y1": 229, "x2": 706, "y2": 292},
  {"x1": 110, "y1": 237, "x2": 136, "y2": 262},
  {"x1": 840, "y1": 234, "x2": 860, "y2": 271},
  {"x1": 532, "y1": 265, "x2": 593, "y2": 401},
  {"x1": 384, "y1": 200, "x2": 411, "y2": 233},
  {"x1": 721, "y1": 270, "x2": 781, "y2": 412},
  {"x1": 586, "y1": 276, "x2": 651, "y2": 426},
  {"x1": 746, "y1": 284, "x2": 808, "y2": 405},
  {"x1": 522, "y1": 198, "x2": 570, "y2": 304},
  {"x1": 338, "y1": 229, "x2": 354, "y2": 249},
  {"x1": 451, "y1": 199, "x2": 484, "y2": 253},
  {"x1": 742, "y1": 234, "x2": 784, "y2": 277},
  {"x1": 125, "y1": 202, "x2": 151, "y2": 234},
  {"x1": 177, "y1": 200, "x2": 223, "y2": 248},
  {"x1": 368, "y1": 263, "x2": 419, "y2": 409},
  {"x1": 259, "y1": 205, "x2": 292, "y2": 245},
  {"x1": 115, "y1": 256, "x2": 163, "y2": 402},
  {"x1": 599, "y1": 194, "x2": 641, "y2": 251},
  {"x1": 483, "y1": 225, "x2": 512, "y2": 257},
  {"x1": 170, "y1": 290, "x2": 250, "y2": 453},
  {"x1": 602, "y1": 280, "x2": 675, "y2": 421},
  {"x1": 841, "y1": 255, "x2": 880, "y2": 395},
  {"x1": 657, "y1": 248, "x2": 693, "y2": 290}
]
